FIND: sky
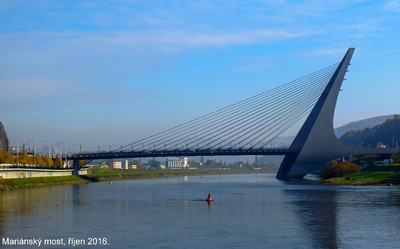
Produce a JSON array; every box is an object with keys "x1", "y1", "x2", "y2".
[{"x1": 1, "y1": 0, "x2": 400, "y2": 152}]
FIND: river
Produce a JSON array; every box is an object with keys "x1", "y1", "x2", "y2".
[{"x1": 1, "y1": 174, "x2": 400, "y2": 248}]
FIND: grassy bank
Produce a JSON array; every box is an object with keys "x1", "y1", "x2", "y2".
[
  {"x1": 0, "y1": 175, "x2": 89, "y2": 191},
  {"x1": 85, "y1": 168, "x2": 258, "y2": 182},
  {"x1": 0, "y1": 168, "x2": 260, "y2": 191},
  {"x1": 323, "y1": 165, "x2": 400, "y2": 185}
]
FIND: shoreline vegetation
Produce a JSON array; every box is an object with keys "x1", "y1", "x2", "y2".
[
  {"x1": 323, "y1": 165, "x2": 400, "y2": 186},
  {"x1": 0, "y1": 168, "x2": 260, "y2": 191},
  {"x1": 2, "y1": 165, "x2": 400, "y2": 191}
]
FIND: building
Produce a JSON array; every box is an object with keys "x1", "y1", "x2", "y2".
[
  {"x1": 377, "y1": 142, "x2": 387, "y2": 148},
  {"x1": 166, "y1": 157, "x2": 189, "y2": 169},
  {"x1": 122, "y1": 160, "x2": 129, "y2": 169},
  {"x1": 112, "y1": 161, "x2": 122, "y2": 169},
  {"x1": 42, "y1": 146, "x2": 59, "y2": 156}
]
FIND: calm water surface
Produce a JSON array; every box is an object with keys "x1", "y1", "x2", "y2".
[{"x1": 1, "y1": 173, "x2": 400, "y2": 248}]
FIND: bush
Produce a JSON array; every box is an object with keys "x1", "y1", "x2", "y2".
[
  {"x1": 321, "y1": 162, "x2": 361, "y2": 179},
  {"x1": 392, "y1": 150, "x2": 400, "y2": 164}
]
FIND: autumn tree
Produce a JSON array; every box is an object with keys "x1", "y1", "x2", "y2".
[
  {"x1": 321, "y1": 162, "x2": 361, "y2": 180},
  {"x1": 79, "y1": 160, "x2": 88, "y2": 167},
  {"x1": 54, "y1": 157, "x2": 63, "y2": 168},
  {"x1": 33, "y1": 155, "x2": 43, "y2": 166},
  {"x1": 18, "y1": 152, "x2": 33, "y2": 166},
  {"x1": 0, "y1": 150, "x2": 14, "y2": 164},
  {"x1": 42, "y1": 156, "x2": 54, "y2": 167}
]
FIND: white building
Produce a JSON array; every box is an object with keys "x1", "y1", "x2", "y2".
[
  {"x1": 166, "y1": 157, "x2": 189, "y2": 169},
  {"x1": 122, "y1": 160, "x2": 129, "y2": 169},
  {"x1": 112, "y1": 161, "x2": 122, "y2": 169}
]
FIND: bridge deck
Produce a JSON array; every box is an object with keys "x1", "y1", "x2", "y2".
[{"x1": 69, "y1": 148, "x2": 300, "y2": 161}]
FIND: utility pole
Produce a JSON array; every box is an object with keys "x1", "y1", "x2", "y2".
[
  {"x1": 56, "y1": 141, "x2": 65, "y2": 167},
  {"x1": 34, "y1": 141, "x2": 36, "y2": 167},
  {"x1": 16, "y1": 138, "x2": 19, "y2": 166},
  {"x1": 43, "y1": 141, "x2": 50, "y2": 157},
  {"x1": 65, "y1": 143, "x2": 68, "y2": 168}
]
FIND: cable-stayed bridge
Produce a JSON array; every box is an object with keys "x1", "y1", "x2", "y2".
[{"x1": 70, "y1": 48, "x2": 397, "y2": 179}]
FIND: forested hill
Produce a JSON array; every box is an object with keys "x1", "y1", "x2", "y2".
[
  {"x1": 335, "y1": 114, "x2": 394, "y2": 138},
  {"x1": 340, "y1": 115, "x2": 400, "y2": 147}
]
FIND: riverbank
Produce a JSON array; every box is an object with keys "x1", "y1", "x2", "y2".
[
  {"x1": 0, "y1": 168, "x2": 260, "y2": 191},
  {"x1": 323, "y1": 165, "x2": 400, "y2": 186},
  {"x1": 0, "y1": 175, "x2": 89, "y2": 191},
  {"x1": 84, "y1": 168, "x2": 259, "y2": 182}
]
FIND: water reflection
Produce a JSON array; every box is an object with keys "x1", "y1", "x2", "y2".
[
  {"x1": 285, "y1": 188, "x2": 339, "y2": 249},
  {"x1": 1, "y1": 175, "x2": 400, "y2": 248},
  {"x1": 0, "y1": 184, "x2": 90, "y2": 240}
]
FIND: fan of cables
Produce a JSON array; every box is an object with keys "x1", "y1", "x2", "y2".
[{"x1": 119, "y1": 62, "x2": 340, "y2": 152}]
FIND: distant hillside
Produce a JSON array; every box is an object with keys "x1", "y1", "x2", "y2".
[
  {"x1": 340, "y1": 115, "x2": 400, "y2": 147},
  {"x1": 335, "y1": 115, "x2": 395, "y2": 138},
  {"x1": 258, "y1": 114, "x2": 397, "y2": 168}
]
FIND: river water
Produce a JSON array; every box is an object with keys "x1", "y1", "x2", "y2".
[{"x1": 1, "y1": 174, "x2": 400, "y2": 248}]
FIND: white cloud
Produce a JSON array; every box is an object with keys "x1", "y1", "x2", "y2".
[
  {"x1": 304, "y1": 48, "x2": 347, "y2": 57},
  {"x1": 0, "y1": 77, "x2": 158, "y2": 109},
  {"x1": 0, "y1": 28, "x2": 319, "y2": 49},
  {"x1": 383, "y1": 0, "x2": 400, "y2": 12},
  {"x1": 237, "y1": 63, "x2": 272, "y2": 72}
]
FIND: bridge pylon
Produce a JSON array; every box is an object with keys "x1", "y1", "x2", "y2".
[{"x1": 277, "y1": 48, "x2": 356, "y2": 179}]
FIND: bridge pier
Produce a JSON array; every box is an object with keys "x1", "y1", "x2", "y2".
[{"x1": 73, "y1": 160, "x2": 80, "y2": 176}]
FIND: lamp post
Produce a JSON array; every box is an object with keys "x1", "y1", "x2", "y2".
[
  {"x1": 16, "y1": 138, "x2": 19, "y2": 166},
  {"x1": 34, "y1": 141, "x2": 36, "y2": 167},
  {"x1": 72, "y1": 144, "x2": 78, "y2": 153},
  {"x1": 56, "y1": 141, "x2": 65, "y2": 168}
]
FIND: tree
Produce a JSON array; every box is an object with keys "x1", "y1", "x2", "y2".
[
  {"x1": 392, "y1": 150, "x2": 400, "y2": 164},
  {"x1": 149, "y1": 159, "x2": 161, "y2": 169},
  {"x1": 33, "y1": 155, "x2": 43, "y2": 166},
  {"x1": 0, "y1": 150, "x2": 14, "y2": 164},
  {"x1": 42, "y1": 156, "x2": 54, "y2": 167},
  {"x1": 54, "y1": 157, "x2": 63, "y2": 168},
  {"x1": 321, "y1": 162, "x2": 361, "y2": 180},
  {"x1": 18, "y1": 152, "x2": 33, "y2": 166},
  {"x1": 79, "y1": 160, "x2": 88, "y2": 167},
  {"x1": 204, "y1": 160, "x2": 216, "y2": 168}
]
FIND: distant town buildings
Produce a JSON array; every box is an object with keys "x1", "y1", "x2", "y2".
[
  {"x1": 166, "y1": 157, "x2": 189, "y2": 169},
  {"x1": 376, "y1": 142, "x2": 387, "y2": 148},
  {"x1": 112, "y1": 161, "x2": 122, "y2": 169},
  {"x1": 122, "y1": 160, "x2": 129, "y2": 169},
  {"x1": 42, "y1": 146, "x2": 60, "y2": 156}
]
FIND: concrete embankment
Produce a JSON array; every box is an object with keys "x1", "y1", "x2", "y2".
[{"x1": 0, "y1": 168, "x2": 74, "y2": 179}]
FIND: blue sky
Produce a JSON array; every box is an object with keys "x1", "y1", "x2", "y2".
[{"x1": 1, "y1": 0, "x2": 400, "y2": 151}]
